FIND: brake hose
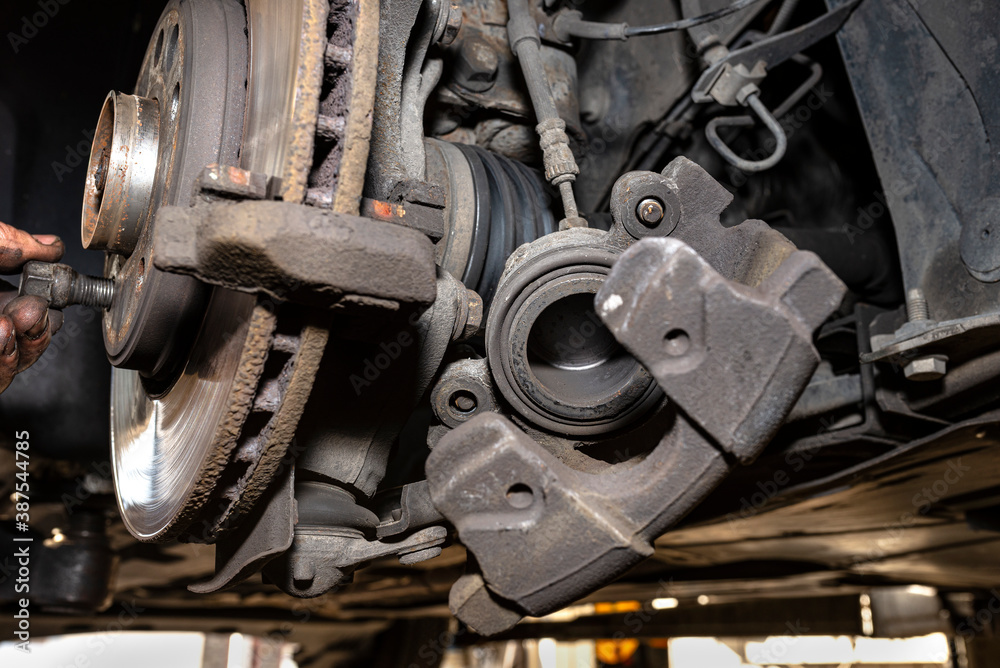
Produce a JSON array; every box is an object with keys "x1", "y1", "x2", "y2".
[{"x1": 508, "y1": 0, "x2": 586, "y2": 229}]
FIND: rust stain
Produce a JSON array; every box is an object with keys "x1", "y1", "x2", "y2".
[
  {"x1": 227, "y1": 165, "x2": 251, "y2": 186},
  {"x1": 372, "y1": 200, "x2": 396, "y2": 218}
]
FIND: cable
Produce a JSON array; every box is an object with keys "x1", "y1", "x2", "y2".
[{"x1": 623, "y1": 0, "x2": 768, "y2": 37}]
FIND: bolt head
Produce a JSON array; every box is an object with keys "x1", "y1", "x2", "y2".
[
  {"x1": 19, "y1": 261, "x2": 57, "y2": 302},
  {"x1": 461, "y1": 289, "x2": 484, "y2": 340},
  {"x1": 903, "y1": 355, "x2": 947, "y2": 381},
  {"x1": 455, "y1": 38, "x2": 498, "y2": 92},
  {"x1": 636, "y1": 198, "x2": 665, "y2": 226},
  {"x1": 18, "y1": 261, "x2": 75, "y2": 309},
  {"x1": 451, "y1": 392, "x2": 477, "y2": 413}
]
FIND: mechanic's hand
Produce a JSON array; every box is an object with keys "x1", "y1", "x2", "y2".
[{"x1": 0, "y1": 221, "x2": 66, "y2": 393}]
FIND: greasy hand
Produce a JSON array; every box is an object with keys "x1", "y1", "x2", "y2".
[{"x1": 0, "y1": 221, "x2": 66, "y2": 393}]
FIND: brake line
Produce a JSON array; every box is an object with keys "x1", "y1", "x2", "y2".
[{"x1": 553, "y1": 0, "x2": 770, "y2": 41}]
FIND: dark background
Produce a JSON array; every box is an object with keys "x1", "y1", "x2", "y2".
[{"x1": 0, "y1": 0, "x2": 168, "y2": 459}]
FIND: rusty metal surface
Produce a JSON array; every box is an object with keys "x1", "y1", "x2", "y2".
[
  {"x1": 185, "y1": 311, "x2": 331, "y2": 546},
  {"x1": 107, "y1": 0, "x2": 258, "y2": 542},
  {"x1": 181, "y1": 0, "x2": 380, "y2": 547},
  {"x1": 81, "y1": 92, "x2": 160, "y2": 255},
  {"x1": 32, "y1": 0, "x2": 1000, "y2": 638},
  {"x1": 176, "y1": 0, "x2": 331, "y2": 546},
  {"x1": 198, "y1": 163, "x2": 276, "y2": 200},
  {"x1": 279, "y1": 0, "x2": 328, "y2": 205},
  {"x1": 181, "y1": 0, "x2": 381, "y2": 561},
  {"x1": 153, "y1": 200, "x2": 439, "y2": 308},
  {"x1": 360, "y1": 197, "x2": 445, "y2": 241},
  {"x1": 205, "y1": 0, "x2": 378, "y2": 550},
  {"x1": 102, "y1": 0, "x2": 246, "y2": 378},
  {"x1": 333, "y1": 0, "x2": 380, "y2": 213},
  {"x1": 428, "y1": 235, "x2": 843, "y2": 632}
]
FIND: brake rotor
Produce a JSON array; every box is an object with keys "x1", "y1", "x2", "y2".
[{"x1": 99, "y1": 0, "x2": 379, "y2": 542}]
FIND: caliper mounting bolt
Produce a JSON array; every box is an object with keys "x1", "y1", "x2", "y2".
[{"x1": 636, "y1": 198, "x2": 665, "y2": 226}]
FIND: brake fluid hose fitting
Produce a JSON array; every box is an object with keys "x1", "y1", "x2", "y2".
[{"x1": 506, "y1": 0, "x2": 586, "y2": 230}]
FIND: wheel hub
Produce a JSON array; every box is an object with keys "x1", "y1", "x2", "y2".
[{"x1": 85, "y1": 0, "x2": 372, "y2": 543}]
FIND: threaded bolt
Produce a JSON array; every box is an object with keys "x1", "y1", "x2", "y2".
[
  {"x1": 901, "y1": 287, "x2": 945, "y2": 381},
  {"x1": 637, "y1": 198, "x2": 665, "y2": 226},
  {"x1": 19, "y1": 261, "x2": 115, "y2": 310},
  {"x1": 905, "y1": 288, "x2": 929, "y2": 321},
  {"x1": 70, "y1": 274, "x2": 115, "y2": 309}
]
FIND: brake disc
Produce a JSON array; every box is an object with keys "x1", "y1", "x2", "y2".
[{"x1": 104, "y1": 0, "x2": 378, "y2": 542}]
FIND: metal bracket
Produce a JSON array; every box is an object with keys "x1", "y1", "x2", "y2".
[
  {"x1": 375, "y1": 480, "x2": 446, "y2": 538},
  {"x1": 263, "y1": 525, "x2": 449, "y2": 597},
  {"x1": 152, "y1": 199, "x2": 439, "y2": 309},
  {"x1": 427, "y1": 230, "x2": 844, "y2": 632},
  {"x1": 691, "y1": 0, "x2": 860, "y2": 105}
]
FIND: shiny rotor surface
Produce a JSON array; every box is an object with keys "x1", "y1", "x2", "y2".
[{"x1": 112, "y1": 0, "x2": 307, "y2": 541}]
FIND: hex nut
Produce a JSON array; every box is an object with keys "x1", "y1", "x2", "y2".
[
  {"x1": 19, "y1": 262, "x2": 55, "y2": 300},
  {"x1": 903, "y1": 355, "x2": 947, "y2": 381}
]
